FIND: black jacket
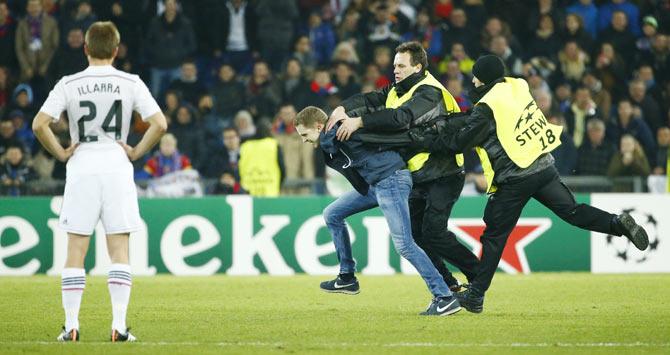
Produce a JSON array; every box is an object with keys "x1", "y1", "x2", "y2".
[
  {"x1": 320, "y1": 123, "x2": 405, "y2": 195},
  {"x1": 341, "y1": 72, "x2": 462, "y2": 184},
  {"x1": 411, "y1": 78, "x2": 555, "y2": 187}
]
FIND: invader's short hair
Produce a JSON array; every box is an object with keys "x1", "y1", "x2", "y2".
[{"x1": 294, "y1": 106, "x2": 327, "y2": 128}]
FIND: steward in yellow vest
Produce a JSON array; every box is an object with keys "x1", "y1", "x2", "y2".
[
  {"x1": 411, "y1": 54, "x2": 650, "y2": 313},
  {"x1": 239, "y1": 127, "x2": 284, "y2": 197},
  {"x1": 329, "y1": 41, "x2": 479, "y2": 290}
]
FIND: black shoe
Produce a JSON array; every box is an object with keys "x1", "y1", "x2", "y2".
[
  {"x1": 111, "y1": 328, "x2": 137, "y2": 342},
  {"x1": 320, "y1": 275, "x2": 360, "y2": 295},
  {"x1": 56, "y1": 326, "x2": 79, "y2": 342},
  {"x1": 455, "y1": 288, "x2": 484, "y2": 313},
  {"x1": 617, "y1": 213, "x2": 649, "y2": 251},
  {"x1": 419, "y1": 296, "x2": 462, "y2": 316}
]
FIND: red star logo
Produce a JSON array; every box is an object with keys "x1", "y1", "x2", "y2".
[{"x1": 449, "y1": 218, "x2": 552, "y2": 274}]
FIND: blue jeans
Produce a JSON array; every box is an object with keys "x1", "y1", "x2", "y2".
[{"x1": 323, "y1": 169, "x2": 452, "y2": 298}]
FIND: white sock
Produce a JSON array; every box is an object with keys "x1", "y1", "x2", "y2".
[
  {"x1": 108, "y1": 263, "x2": 132, "y2": 332},
  {"x1": 61, "y1": 268, "x2": 86, "y2": 331}
]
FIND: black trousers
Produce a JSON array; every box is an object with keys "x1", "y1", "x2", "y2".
[
  {"x1": 409, "y1": 172, "x2": 480, "y2": 285},
  {"x1": 473, "y1": 166, "x2": 617, "y2": 293}
]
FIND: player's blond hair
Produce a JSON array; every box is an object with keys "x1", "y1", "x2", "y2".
[
  {"x1": 295, "y1": 106, "x2": 328, "y2": 128},
  {"x1": 85, "y1": 21, "x2": 120, "y2": 59}
]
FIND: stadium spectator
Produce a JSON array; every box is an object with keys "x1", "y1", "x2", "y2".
[
  {"x1": 597, "y1": 0, "x2": 640, "y2": 37},
  {"x1": 565, "y1": 86, "x2": 600, "y2": 148},
  {"x1": 272, "y1": 103, "x2": 313, "y2": 194},
  {"x1": 363, "y1": 0, "x2": 408, "y2": 57},
  {"x1": 306, "y1": 11, "x2": 336, "y2": 66},
  {"x1": 167, "y1": 59, "x2": 206, "y2": 108},
  {"x1": 548, "y1": 113, "x2": 577, "y2": 175},
  {"x1": 278, "y1": 58, "x2": 309, "y2": 109},
  {"x1": 168, "y1": 105, "x2": 205, "y2": 171},
  {"x1": 607, "y1": 134, "x2": 651, "y2": 178},
  {"x1": 145, "y1": 0, "x2": 196, "y2": 97},
  {"x1": 525, "y1": 0, "x2": 565, "y2": 44},
  {"x1": 140, "y1": 133, "x2": 192, "y2": 179},
  {"x1": 300, "y1": 66, "x2": 337, "y2": 110},
  {"x1": 606, "y1": 99, "x2": 656, "y2": 164},
  {"x1": 239, "y1": 119, "x2": 284, "y2": 196},
  {"x1": 216, "y1": 0, "x2": 256, "y2": 76},
  {"x1": 576, "y1": 118, "x2": 617, "y2": 176},
  {"x1": 0, "y1": 2, "x2": 17, "y2": 71},
  {"x1": 405, "y1": 7, "x2": 443, "y2": 62},
  {"x1": 234, "y1": 109, "x2": 256, "y2": 141},
  {"x1": 636, "y1": 16, "x2": 659, "y2": 53},
  {"x1": 331, "y1": 41, "x2": 361, "y2": 70},
  {"x1": 47, "y1": 28, "x2": 87, "y2": 88},
  {"x1": 558, "y1": 41, "x2": 590, "y2": 86},
  {"x1": 599, "y1": 10, "x2": 636, "y2": 68},
  {"x1": 0, "y1": 66, "x2": 13, "y2": 115},
  {"x1": 59, "y1": 0, "x2": 97, "y2": 41},
  {"x1": 635, "y1": 64, "x2": 664, "y2": 112},
  {"x1": 594, "y1": 42, "x2": 627, "y2": 102},
  {"x1": 442, "y1": 8, "x2": 478, "y2": 60},
  {"x1": 291, "y1": 35, "x2": 317, "y2": 78},
  {"x1": 566, "y1": 0, "x2": 598, "y2": 39},
  {"x1": 439, "y1": 42, "x2": 475, "y2": 77},
  {"x1": 255, "y1": 0, "x2": 298, "y2": 72},
  {"x1": 562, "y1": 13, "x2": 594, "y2": 56},
  {"x1": 15, "y1": 0, "x2": 59, "y2": 96},
  {"x1": 554, "y1": 82, "x2": 572, "y2": 113},
  {"x1": 481, "y1": 17, "x2": 522, "y2": 59},
  {"x1": 8, "y1": 83, "x2": 36, "y2": 125},
  {"x1": 197, "y1": 94, "x2": 224, "y2": 150},
  {"x1": 525, "y1": 14, "x2": 562, "y2": 62},
  {"x1": 7, "y1": 109, "x2": 34, "y2": 153},
  {"x1": 201, "y1": 126, "x2": 241, "y2": 179},
  {"x1": 0, "y1": 144, "x2": 35, "y2": 196},
  {"x1": 652, "y1": 126, "x2": 669, "y2": 175},
  {"x1": 246, "y1": 61, "x2": 281, "y2": 118},
  {"x1": 628, "y1": 79, "x2": 663, "y2": 135},
  {"x1": 211, "y1": 64, "x2": 246, "y2": 122},
  {"x1": 0, "y1": 119, "x2": 24, "y2": 155},
  {"x1": 332, "y1": 61, "x2": 360, "y2": 102},
  {"x1": 335, "y1": 9, "x2": 364, "y2": 56},
  {"x1": 581, "y1": 71, "x2": 612, "y2": 120},
  {"x1": 488, "y1": 35, "x2": 523, "y2": 77},
  {"x1": 446, "y1": 78, "x2": 471, "y2": 112}
]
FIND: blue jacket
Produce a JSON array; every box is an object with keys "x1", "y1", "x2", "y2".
[{"x1": 320, "y1": 123, "x2": 405, "y2": 195}]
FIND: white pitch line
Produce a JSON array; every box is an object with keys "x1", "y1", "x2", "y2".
[{"x1": 0, "y1": 341, "x2": 668, "y2": 348}]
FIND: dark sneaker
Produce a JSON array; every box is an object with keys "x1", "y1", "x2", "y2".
[
  {"x1": 420, "y1": 296, "x2": 462, "y2": 316},
  {"x1": 56, "y1": 326, "x2": 79, "y2": 342},
  {"x1": 617, "y1": 213, "x2": 649, "y2": 251},
  {"x1": 455, "y1": 288, "x2": 484, "y2": 313},
  {"x1": 320, "y1": 275, "x2": 360, "y2": 295},
  {"x1": 111, "y1": 328, "x2": 137, "y2": 342}
]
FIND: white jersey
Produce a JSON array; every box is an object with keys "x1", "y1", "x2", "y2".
[
  {"x1": 40, "y1": 65, "x2": 160, "y2": 176},
  {"x1": 40, "y1": 65, "x2": 160, "y2": 146}
]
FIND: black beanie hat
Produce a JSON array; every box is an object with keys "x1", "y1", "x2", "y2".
[{"x1": 472, "y1": 55, "x2": 506, "y2": 85}]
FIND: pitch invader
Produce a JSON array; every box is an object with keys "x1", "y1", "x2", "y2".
[{"x1": 32, "y1": 21, "x2": 167, "y2": 342}]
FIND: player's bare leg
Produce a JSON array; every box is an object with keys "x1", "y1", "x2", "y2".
[
  {"x1": 106, "y1": 233, "x2": 136, "y2": 342},
  {"x1": 58, "y1": 233, "x2": 90, "y2": 342}
]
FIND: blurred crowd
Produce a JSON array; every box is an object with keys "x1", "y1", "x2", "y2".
[{"x1": 0, "y1": 0, "x2": 669, "y2": 196}]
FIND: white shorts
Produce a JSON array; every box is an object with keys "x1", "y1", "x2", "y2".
[{"x1": 59, "y1": 144, "x2": 141, "y2": 235}]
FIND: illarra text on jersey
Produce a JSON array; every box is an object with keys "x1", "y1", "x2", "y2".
[{"x1": 76, "y1": 82, "x2": 121, "y2": 96}]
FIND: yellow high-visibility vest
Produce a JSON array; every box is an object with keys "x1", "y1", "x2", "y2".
[
  {"x1": 385, "y1": 71, "x2": 464, "y2": 171},
  {"x1": 476, "y1": 77, "x2": 563, "y2": 192},
  {"x1": 239, "y1": 137, "x2": 281, "y2": 197}
]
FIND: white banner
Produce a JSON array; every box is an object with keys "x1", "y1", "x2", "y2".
[{"x1": 590, "y1": 194, "x2": 669, "y2": 273}]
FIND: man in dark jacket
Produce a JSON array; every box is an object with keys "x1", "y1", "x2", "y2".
[
  {"x1": 411, "y1": 55, "x2": 650, "y2": 313},
  {"x1": 294, "y1": 106, "x2": 461, "y2": 316},
  {"x1": 145, "y1": 0, "x2": 196, "y2": 97},
  {"x1": 326, "y1": 41, "x2": 479, "y2": 291}
]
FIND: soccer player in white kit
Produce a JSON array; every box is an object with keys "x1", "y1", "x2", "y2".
[{"x1": 32, "y1": 21, "x2": 167, "y2": 342}]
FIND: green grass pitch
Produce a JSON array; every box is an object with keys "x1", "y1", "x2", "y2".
[{"x1": 0, "y1": 273, "x2": 668, "y2": 354}]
